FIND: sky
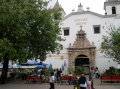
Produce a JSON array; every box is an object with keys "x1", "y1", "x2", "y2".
[{"x1": 52, "y1": 0, "x2": 106, "y2": 15}]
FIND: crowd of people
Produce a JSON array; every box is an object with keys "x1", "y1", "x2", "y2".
[
  {"x1": 49, "y1": 72, "x2": 92, "y2": 89},
  {"x1": 49, "y1": 67, "x2": 100, "y2": 89},
  {"x1": 0, "y1": 66, "x2": 100, "y2": 89}
]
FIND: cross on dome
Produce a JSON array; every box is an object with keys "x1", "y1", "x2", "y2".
[{"x1": 77, "y1": 3, "x2": 84, "y2": 12}]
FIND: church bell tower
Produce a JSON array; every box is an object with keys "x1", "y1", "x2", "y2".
[{"x1": 104, "y1": 0, "x2": 120, "y2": 15}]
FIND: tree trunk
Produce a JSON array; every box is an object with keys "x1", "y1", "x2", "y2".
[{"x1": 0, "y1": 54, "x2": 9, "y2": 84}]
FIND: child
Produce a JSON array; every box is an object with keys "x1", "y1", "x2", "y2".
[{"x1": 87, "y1": 79, "x2": 92, "y2": 89}]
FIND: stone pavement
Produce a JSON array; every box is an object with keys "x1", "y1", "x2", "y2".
[
  {"x1": 0, "y1": 83, "x2": 73, "y2": 89},
  {"x1": 94, "y1": 78, "x2": 120, "y2": 89},
  {"x1": 0, "y1": 79, "x2": 120, "y2": 89}
]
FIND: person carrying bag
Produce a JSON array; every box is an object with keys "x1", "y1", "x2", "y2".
[{"x1": 78, "y1": 74, "x2": 88, "y2": 89}]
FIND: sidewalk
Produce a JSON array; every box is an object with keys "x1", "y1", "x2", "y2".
[
  {"x1": 0, "y1": 79, "x2": 120, "y2": 89},
  {"x1": 0, "y1": 83, "x2": 73, "y2": 89},
  {"x1": 94, "y1": 78, "x2": 120, "y2": 89}
]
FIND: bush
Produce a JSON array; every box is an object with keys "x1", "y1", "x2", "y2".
[
  {"x1": 102, "y1": 66, "x2": 120, "y2": 76},
  {"x1": 68, "y1": 68, "x2": 75, "y2": 74},
  {"x1": 45, "y1": 69, "x2": 54, "y2": 76},
  {"x1": 116, "y1": 69, "x2": 120, "y2": 75},
  {"x1": 75, "y1": 66, "x2": 85, "y2": 75}
]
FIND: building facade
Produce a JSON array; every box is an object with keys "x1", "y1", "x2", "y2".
[{"x1": 45, "y1": 0, "x2": 120, "y2": 73}]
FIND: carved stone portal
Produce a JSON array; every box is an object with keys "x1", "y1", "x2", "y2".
[{"x1": 67, "y1": 28, "x2": 96, "y2": 70}]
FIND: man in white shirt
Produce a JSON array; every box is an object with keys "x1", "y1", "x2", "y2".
[{"x1": 49, "y1": 72, "x2": 55, "y2": 89}]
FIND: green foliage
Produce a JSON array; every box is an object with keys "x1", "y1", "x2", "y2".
[
  {"x1": 0, "y1": 0, "x2": 63, "y2": 63},
  {"x1": 68, "y1": 67, "x2": 86, "y2": 75},
  {"x1": 101, "y1": 25, "x2": 120, "y2": 64},
  {"x1": 75, "y1": 66, "x2": 85, "y2": 75},
  {"x1": 116, "y1": 68, "x2": 120, "y2": 75},
  {"x1": 102, "y1": 66, "x2": 120, "y2": 76},
  {"x1": 45, "y1": 69, "x2": 54, "y2": 76},
  {"x1": 68, "y1": 68, "x2": 75, "y2": 74}
]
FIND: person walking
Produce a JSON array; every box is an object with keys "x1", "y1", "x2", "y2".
[
  {"x1": 49, "y1": 72, "x2": 55, "y2": 89},
  {"x1": 68, "y1": 72, "x2": 73, "y2": 85},
  {"x1": 95, "y1": 67, "x2": 100, "y2": 78},
  {"x1": 78, "y1": 74, "x2": 88, "y2": 89},
  {"x1": 89, "y1": 66, "x2": 95, "y2": 89},
  {"x1": 87, "y1": 79, "x2": 92, "y2": 89}
]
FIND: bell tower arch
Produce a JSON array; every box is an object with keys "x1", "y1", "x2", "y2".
[{"x1": 104, "y1": 0, "x2": 120, "y2": 15}]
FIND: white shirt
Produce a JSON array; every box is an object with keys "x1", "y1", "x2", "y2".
[
  {"x1": 49, "y1": 75, "x2": 55, "y2": 83},
  {"x1": 95, "y1": 70, "x2": 100, "y2": 73}
]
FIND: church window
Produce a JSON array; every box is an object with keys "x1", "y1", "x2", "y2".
[
  {"x1": 112, "y1": 6, "x2": 116, "y2": 14},
  {"x1": 93, "y1": 25, "x2": 100, "y2": 34},
  {"x1": 63, "y1": 28, "x2": 69, "y2": 36}
]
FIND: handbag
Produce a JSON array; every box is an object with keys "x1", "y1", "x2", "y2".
[{"x1": 80, "y1": 82, "x2": 87, "y2": 87}]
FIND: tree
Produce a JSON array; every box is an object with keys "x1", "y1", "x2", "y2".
[
  {"x1": 101, "y1": 25, "x2": 120, "y2": 64},
  {"x1": 0, "y1": 0, "x2": 62, "y2": 84}
]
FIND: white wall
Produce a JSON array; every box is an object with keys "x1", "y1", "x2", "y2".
[{"x1": 45, "y1": 12, "x2": 120, "y2": 73}]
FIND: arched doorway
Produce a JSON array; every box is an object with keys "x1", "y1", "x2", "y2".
[
  {"x1": 75, "y1": 54, "x2": 90, "y2": 74},
  {"x1": 112, "y1": 6, "x2": 116, "y2": 14},
  {"x1": 67, "y1": 28, "x2": 96, "y2": 73}
]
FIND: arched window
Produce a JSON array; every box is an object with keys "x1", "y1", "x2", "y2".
[{"x1": 112, "y1": 6, "x2": 116, "y2": 14}]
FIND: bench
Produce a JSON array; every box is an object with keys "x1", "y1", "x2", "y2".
[
  {"x1": 26, "y1": 75, "x2": 42, "y2": 83},
  {"x1": 61, "y1": 76, "x2": 69, "y2": 84},
  {"x1": 101, "y1": 75, "x2": 120, "y2": 84},
  {"x1": 61, "y1": 76, "x2": 76, "y2": 84}
]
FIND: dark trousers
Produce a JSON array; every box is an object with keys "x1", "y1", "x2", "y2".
[
  {"x1": 50, "y1": 83, "x2": 54, "y2": 89},
  {"x1": 80, "y1": 87, "x2": 87, "y2": 89},
  {"x1": 96, "y1": 73, "x2": 100, "y2": 78},
  {"x1": 56, "y1": 76, "x2": 60, "y2": 83}
]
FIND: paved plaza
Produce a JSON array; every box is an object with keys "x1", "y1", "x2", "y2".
[
  {"x1": 94, "y1": 79, "x2": 120, "y2": 89},
  {"x1": 0, "y1": 79, "x2": 120, "y2": 89}
]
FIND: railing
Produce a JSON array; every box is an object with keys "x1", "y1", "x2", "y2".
[
  {"x1": 26, "y1": 75, "x2": 43, "y2": 83},
  {"x1": 61, "y1": 75, "x2": 80, "y2": 84},
  {"x1": 101, "y1": 75, "x2": 120, "y2": 84}
]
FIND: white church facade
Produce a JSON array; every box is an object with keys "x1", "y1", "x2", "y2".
[{"x1": 44, "y1": 0, "x2": 120, "y2": 73}]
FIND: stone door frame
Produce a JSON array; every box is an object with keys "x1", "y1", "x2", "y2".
[{"x1": 67, "y1": 29, "x2": 96, "y2": 70}]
